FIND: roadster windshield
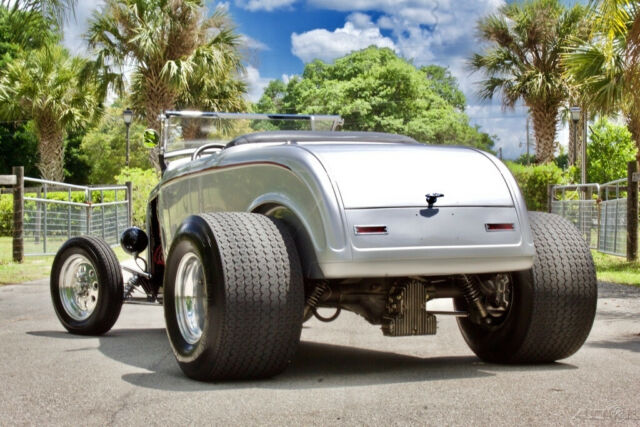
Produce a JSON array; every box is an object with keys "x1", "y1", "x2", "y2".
[{"x1": 163, "y1": 111, "x2": 342, "y2": 158}]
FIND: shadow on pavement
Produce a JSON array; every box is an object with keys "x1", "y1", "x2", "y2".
[
  {"x1": 28, "y1": 328, "x2": 576, "y2": 392},
  {"x1": 587, "y1": 334, "x2": 640, "y2": 353}
]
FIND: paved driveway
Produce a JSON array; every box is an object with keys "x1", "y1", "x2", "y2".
[{"x1": 0, "y1": 280, "x2": 639, "y2": 426}]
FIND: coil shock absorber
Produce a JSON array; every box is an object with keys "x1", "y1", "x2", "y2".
[
  {"x1": 304, "y1": 282, "x2": 329, "y2": 319},
  {"x1": 459, "y1": 275, "x2": 491, "y2": 325}
]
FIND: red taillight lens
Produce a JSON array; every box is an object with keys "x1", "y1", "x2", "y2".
[
  {"x1": 355, "y1": 225, "x2": 388, "y2": 234},
  {"x1": 485, "y1": 223, "x2": 515, "y2": 231}
]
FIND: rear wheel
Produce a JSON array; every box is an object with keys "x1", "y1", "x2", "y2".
[
  {"x1": 164, "y1": 212, "x2": 304, "y2": 381},
  {"x1": 455, "y1": 212, "x2": 597, "y2": 363},
  {"x1": 50, "y1": 236, "x2": 124, "y2": 335}
]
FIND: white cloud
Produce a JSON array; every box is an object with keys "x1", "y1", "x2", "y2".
[
  {"x1": 235, "y1": 0, "x2": 297, "y2": 11},
  {"x1": 240, "y1": 34, "x2": 269, "y2": 51},
  {"x1": 243, "y1": 66, "x2": 271, "y2": 102},
  {"x1": 291, "y1": 13, "x2": 397, "y2": 63},
  {"x1": 62, "y1": 0, "x2": 103, "y2": 56},
  {"x1": 281, "y1": 73, "x2": 295, "y2": 84},
  {"x1": 299, "y1": 1, "x2": 551, "y2": 158}
]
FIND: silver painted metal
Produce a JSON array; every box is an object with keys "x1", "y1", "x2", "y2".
[
  {"x1": 153, "y1": 111, "x2": 536, "y2": 280},
  {"x1": 58, "y1": 254, "x2": 99, "y2": 321},
  {"x1": 174, "y1": 252, "x2": 205, "y2": 345}
]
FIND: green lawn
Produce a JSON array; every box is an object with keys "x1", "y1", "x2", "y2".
[
  {"x1": 1, "y1": 236, "x2": 638, "y2": 287},
  {"x1": 591, "y1": 250, "x2": 640, "y2": 287},
  {"x1": 0, "y1": 236, "x2": 127, "y2": 285}
]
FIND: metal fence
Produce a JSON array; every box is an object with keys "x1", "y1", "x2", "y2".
[
  {"x1": 22, "y1": 177, "x2": 130, "y2": 256},
  {"x1": 551, "y1": 179, "x2": 631, "y2": 257},
  {"x1": 598, "y1": 179, "x2": 628, "y2": 257},
  {"x1": 550, "y1": 184, "x2": 600, "y2": 249}
]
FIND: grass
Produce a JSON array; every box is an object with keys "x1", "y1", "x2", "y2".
[
  {"x1": 0, "y1": 236, "x2": 127, "y2": 285},
  {"x1": 2, "y1": 236, "x2": 639, "y2": 287},
  {"x1": 591, "y1": 250, "x2": 640, "y2": 287}
]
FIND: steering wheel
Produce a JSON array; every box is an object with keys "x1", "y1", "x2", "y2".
[{"x1": 191, "y1": 143, "x2": 226, "y2": 160}]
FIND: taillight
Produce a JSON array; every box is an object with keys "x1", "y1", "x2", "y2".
[
  {"x1": 354, "y1": 225, "x2": 388, "y2": 235},
  {"x1": 485, "y1": 223, "x2": 515, "y2": 231}
]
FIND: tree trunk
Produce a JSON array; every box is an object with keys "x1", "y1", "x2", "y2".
[
  {"x1": 34, "y1": 113, "x2": 65, "y2": 182},
  {"x1": 530, "y1": 105, "x2": 559, "y2": 164},
  {"x1": 142, "y1": 74, "x2": 177, "y2": 172},
  {"x1": 627, "y1": 113, "x2": 640, "y2": 165}
]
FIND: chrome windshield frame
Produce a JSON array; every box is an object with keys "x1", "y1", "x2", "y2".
[{"x1": 160, "y1": 111, "x2": 343, "y2": 159}]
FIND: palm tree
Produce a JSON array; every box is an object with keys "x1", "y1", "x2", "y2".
[
  {"x1": 0, "y1": 0, "x2": 75, "y2": 44},
  {"x1": 564, "y1": 1, "x2": 640, "y2": 160},
  {"x1": 85, "y1": 0, "x2": 246, "y2": 169},
  {"x1": 470, "y1": 0, "x2": 587, "y2": 163},
  {"x1": 0, "y1": 45, "x2": 99, "y2": 181}
]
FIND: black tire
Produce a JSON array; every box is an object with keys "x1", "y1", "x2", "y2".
[
  {"x1": 50, "y1": 236, "x2": 124, "y2": 335},
  {"x1": 163, "y1": 212, "x2": 304, "y2": 381},
  {"x1": 455, "y1": 212, "x2": 597, "y2": 363}
]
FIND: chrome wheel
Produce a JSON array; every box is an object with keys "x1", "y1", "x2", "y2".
[
  {"x1": 58, "y1": 254, "x2": 100, "y2": 321},
  {"x1": 174, "y1": 252, "x2": 206, "y2": 345}
]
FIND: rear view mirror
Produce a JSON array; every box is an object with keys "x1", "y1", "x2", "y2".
[{"x1": 143, "y1": 129, "x2": 159, "y2": 148}]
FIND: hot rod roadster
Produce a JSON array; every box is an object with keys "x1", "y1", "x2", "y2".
[{"x1": 50, "y1": 111, "x2": 597, "y2": 381}]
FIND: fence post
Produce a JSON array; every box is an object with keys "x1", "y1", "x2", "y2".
[
  {"x1": 67, "y1": 188, "x2": 71, "y2": 239},
  {"x1": 547, "y1": 184, "x2": 553, "y2": 213},
  {"x1": 86, "y1": 189, "x2": 92, "y2": 236},
  {"x1": 126, "y1": 181, "x2": 133, "y2": 228},
  {"x1": 627, "y1": 161, "x2": 638, "y2": 261},
  {"x1": 12, "y1": 166, "x2": 24, "y2": 263},
  {"x1": 43, "y1": 182, "x2": 47, "y2": 254}
]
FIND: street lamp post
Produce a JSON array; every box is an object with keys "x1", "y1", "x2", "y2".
[
  {"x1": 123, "y1": 108, "x2": 134, "y2": 167},
  {"x1": 570, "y1": 106, "x2": 586, "y2": 237},
  {"x1": 569, "y1": 106, "x2": 581, "y2": 168}
]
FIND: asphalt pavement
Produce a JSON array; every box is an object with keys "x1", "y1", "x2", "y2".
[{"x1": 0, "y1": 280, "x2": 639, "y2": 426}]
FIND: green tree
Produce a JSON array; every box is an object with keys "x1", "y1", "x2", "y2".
[
  {"x1": 86, "y1": 0, "x2": 247, "y2": 170},
  {"x1": 564, "y1": 1, "x2": 640, "y2": 161},
  {"x1": 81, "y1": 105, "x2": 151, "y2": 184},
  {"x1": 471, "y1": 0, "x2": 587, "y2": 163},
  {"x1": 0, "y1": 5, "x2": 58, "y2": 177},
  {"x1": 256, "y1": 47, "x2": 494, "y2": 151},
  {"x1": 0, "y1": 45, "x2": 100, "y2": 181},
  {"x1": 420, "y1": 65, "x2": 466, "y2": 111},
  {"x1": 587, "y1": 118, "x2": 636, "y2": 183}
]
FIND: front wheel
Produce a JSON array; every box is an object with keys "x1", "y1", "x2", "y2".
[
  {"x1": 455, "y1": 212, "x2": 598, "y2": 363},
  {"x1": 50, "y1": 236, "x2": 124, "y2": 335}
]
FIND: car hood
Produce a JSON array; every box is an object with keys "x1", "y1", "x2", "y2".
[{"x1": 301, "y1": 143, "x2": 514, "y2": 209}]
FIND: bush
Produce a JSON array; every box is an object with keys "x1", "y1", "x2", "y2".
[
  {"x1": 506, "y1": 162, "x2": 568, "y2": 211},
  {"x1": 0, "y1": 194, "x2": 12, "y2": 236},
  {"x1": 116, "y1": 168, "x2": 159, "y2": 228}
]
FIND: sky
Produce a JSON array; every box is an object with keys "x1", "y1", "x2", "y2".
[{"x1": 62, "y1": 0, "x2": 576, "y2": 160}]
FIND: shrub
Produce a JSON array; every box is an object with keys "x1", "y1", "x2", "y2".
[
  {"x1": 506, "y1": 162, "x2": 568, "y2": 211},
  {"x1": 116, "y1": 168, "x2": 159, "y2": 228},
  {"x1": 0, "y1": 194, "x2": 12, "y2": 236}
]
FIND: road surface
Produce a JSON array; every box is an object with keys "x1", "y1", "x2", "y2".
[{"x1": 0, "y1": 280, "x2": 639, "y2": 425}]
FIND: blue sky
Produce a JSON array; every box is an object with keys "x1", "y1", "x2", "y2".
[{"x1": 63, "y1": 0, "x2": 580, "y2": 160}]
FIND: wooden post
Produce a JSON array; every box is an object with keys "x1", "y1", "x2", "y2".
[
  {"x1": 12, "y1": 166, "x2": 24, "y2": 263},
  {"x1": 126, "y1": 181, "x2": 133, "y2": 228},
  {"x1": 627, "y1": 161, "x2": 638, "y2": 261}
]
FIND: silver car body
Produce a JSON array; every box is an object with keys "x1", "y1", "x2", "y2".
[{"x1": 152, "y1": 114, "x2": 535, "y2": 279}]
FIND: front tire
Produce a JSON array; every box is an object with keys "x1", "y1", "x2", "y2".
[
  {"x1": 455, "y1": 212, "x2": 597, "y2": 363},
  {"x1": 164, "y1": 212, "x2": 304, "y2": 381},
  {"x1": 50, "y1": 236, "x2": 124, "y2": 335}
]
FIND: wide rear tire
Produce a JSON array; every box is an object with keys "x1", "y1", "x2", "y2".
[
  {"x1": 456, "y1": 212, "x2": 597, "y2": 363},
  {"x1": 164, "y1": 212, "x2": 304, "y2": 381}
]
